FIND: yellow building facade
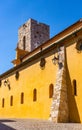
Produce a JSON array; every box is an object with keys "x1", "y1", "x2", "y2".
[{"x1": 0, "y1": 18, "x2": 82, "y2": 123}]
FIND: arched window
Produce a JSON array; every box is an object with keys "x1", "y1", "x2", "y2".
[
  {"x1": 10, "y1": 96, "x2": 13, "y2": 106},
  {"x1": 49, "y1": 84, "x2": 54, "y2": 98},
  {"x1": 33, "y1": 89, "x2": 37, "y2": 101},
  {"x1": 21, "y1": 92, "x2": 24, "y2": 104},
  {"x1": 73, "y1": 79, "x2": 77, "y2": 96},
  {"x1": 2, "y1": 98, "x2": 5, "y2": 108},
  {"x1": 23, "y1": 36, "x2": 26, "y2": 50}
]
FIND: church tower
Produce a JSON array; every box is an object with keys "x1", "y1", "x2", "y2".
[
  {"x1": 18, "y1": 18, "x2": 50, "y2": 52},
  {"x1": 12, "y1": 19, "x2": 50, "y2": 66}
]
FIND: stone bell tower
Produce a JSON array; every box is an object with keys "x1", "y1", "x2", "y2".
[
  {"x1": 12, "y1": 18, "x2": 50, "y2": 66},
  {"x1": 18, "y1": 18, "x2": 50, "y2": 52}
]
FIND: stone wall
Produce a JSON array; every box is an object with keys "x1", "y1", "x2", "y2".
[
  {"x1": 18, "y1": 19, "x2": 50, "y2": 52},
  {"x1": 50, "y1": 46, "x2": 69, "y2": 123},
  {"x1": 18, "y1": 19, "x2": 31, "y2": 51},
  {"x1": 31, "y1": 19, "x2": 50, "y2": 51}
]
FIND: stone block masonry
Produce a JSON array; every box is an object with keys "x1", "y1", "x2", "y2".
[
  {"x1": 18, "y1": 19, "x2": 50, "y2": 52},
  {"x1": 50, "y1": 46, "x2": 69, "y2": 123}
]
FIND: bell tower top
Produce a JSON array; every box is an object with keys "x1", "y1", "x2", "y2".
[
  {"x1": 17, "y1": 18, "x2": 50, "y2": 52},
  {"x1": 12, "y1": 18, "x2": 50, "y2": 66}
]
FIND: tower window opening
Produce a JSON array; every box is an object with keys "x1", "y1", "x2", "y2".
[
  {"x1": 73, "y1": 79, "x2": 77, "y2": 96},
  {"x1": 33, "y1": 89, "x2": 37, "y2": 101},
  {"x1": 23, "y1": 36, "x2": 26, "y2": 50},
  {"x1": 21, "y1": 92, "x2": 24, "y2": 104},
  {"x1": 49, "y1": 84, "x2": 54, "y2": 98}
]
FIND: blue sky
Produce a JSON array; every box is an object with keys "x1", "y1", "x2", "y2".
[{"x1": 0, "y1": 0, "x2": 82, "y2": 74}]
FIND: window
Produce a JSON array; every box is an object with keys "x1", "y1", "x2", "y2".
[
  {"x1": 33, "y1": 89, "x2": 37, "y2": 101},
  {"x1": 2, "y1": 98, "x2": 5, "y2": 108},
  {"x1": 49, "y1": 84, "x2": 54, "y2": 98},
  {"x1": 21, "y1": 92, "x2": 24, "y2": 104},
  {"x1": 23, "y1": 36, "x2": 26, "y2": 50},
  {"x1": 73, "y1": 79, "x2": 77, "y2": 96},
  {"x1": 10, "y1": 96, "x2": 13, "y2": 106}
]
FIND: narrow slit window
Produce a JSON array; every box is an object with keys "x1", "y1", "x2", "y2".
[
  {"x1": 2, "y1": 98, "x2": 5, "y2": 108},
  {"x1": 21, "y1": 92, "x2": 24, "y2": 104},
  {"x1": 23, "y1": 36, "x2": 26, "y2": 50},
  {"x1": 49, "y1": 84, "x2": 54, "y2": 98},
  {"x1": 33, "y1": 89, "x2": 37, "y2": 101},
  {"x1": 10, "y1": 96, "x2": 13, "y2": 106},
  {"x1": 73, "y1": 79, "x2": 77, "y2": 96}
]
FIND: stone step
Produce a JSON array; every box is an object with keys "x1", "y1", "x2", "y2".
[{"x1": 0, "y1": 119, "x2": 82, "y2": 130}]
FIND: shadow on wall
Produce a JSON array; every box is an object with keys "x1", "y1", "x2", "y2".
[{"x1": 66, "y1": 61, "x2": 81, "y2": 123}]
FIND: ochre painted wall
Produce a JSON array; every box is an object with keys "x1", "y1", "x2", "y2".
[
  {"x1": 0, "y1": 54, "x2": 57, "y2": 119},
  {"x1": 66, "y1": 42, "x2": 82, "y2": 123}
]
